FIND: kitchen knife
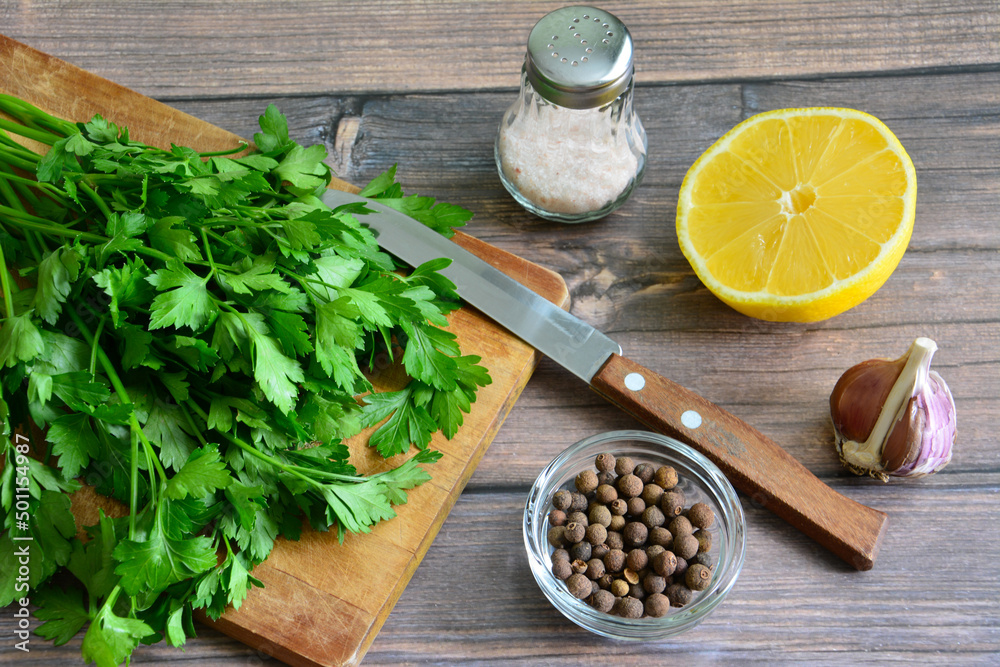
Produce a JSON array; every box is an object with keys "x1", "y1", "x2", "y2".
[{"x1": 321, "y1": 189, "x2": 889, "y2": 570}]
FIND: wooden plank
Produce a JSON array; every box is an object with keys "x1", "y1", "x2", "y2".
[
  {"x1": 1, "y1": 1, "x2": 998, "y2": 98},
  {"x1": 1, "y1": 20, "x2": 998, "y2": 667},
  {"x1": 367, "y1": 489, "x2": 1000, "y2": 663},
  {"x1": 0, "y1": 36, "x2": 570, "y2": 666}
]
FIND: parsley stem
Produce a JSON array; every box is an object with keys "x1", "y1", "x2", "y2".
[
  {"x1": 0, "y1": 94, "x2": 76, "y2": 137},
  {"x1": 0, "y1": 167, "x2": 42, "y2": 262},
  {"x1": 178, "y1": 401, "x2": 211, "y2": 449},
  {"x1": 202, "y1": 227, "x2": 252, "y2": 257},
  {"x1": 196, "y1": 142, "x2": 248, "y2": 158},
  {"x1": 0, "y1": 118, "x2": 59, "y2": 145},
  {"x1": 88, "y1": 316, "x2": 107, "y2": 376},
  {"x1": 77, "y1": 181, "x2": 113, "y2": 221},
  {"x1": 0, "y1": 244, "x2": 15, "y2": 320},
  {"x1": 200, "y1": 227, "x2": 218, "y2": 282},
  {"x1": 0, "y1": 144, "x2": 40, "y2": 171},
  {"x1": 0, "y1": 204, "x2": 107, "y2": 242}
]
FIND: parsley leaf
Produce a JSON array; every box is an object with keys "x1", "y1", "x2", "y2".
[
  {"x1": 147, "y1": 259, "x2": 219, "y2": 331},
  {"x1": 165, "y1": 446, "x2": 233, "y2": 499}
]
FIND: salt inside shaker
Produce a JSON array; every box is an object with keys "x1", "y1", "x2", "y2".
[{"x1": 496, "y1": 5, "x2": 647, "y2": 223}]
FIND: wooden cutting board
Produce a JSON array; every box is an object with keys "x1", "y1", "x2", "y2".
[{"x1": 0, "y1": 35, "x2": 568, "y2": 667}]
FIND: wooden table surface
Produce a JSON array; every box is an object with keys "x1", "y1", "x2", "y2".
[{"x1": 2, "y1": 1, "x2": 998, "y2": 665}]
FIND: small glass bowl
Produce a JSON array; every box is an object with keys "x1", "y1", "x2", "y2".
[{"x1": 523, "y1": 430, "x2": 746, "y2": 640}]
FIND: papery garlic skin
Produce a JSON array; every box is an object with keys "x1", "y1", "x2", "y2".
[
  {"x1": 895, "y1": 370, "x2": 955, "y2": 476},
  {"x1": 832, "y1": 337, "x2": 956, "y2": 481}
]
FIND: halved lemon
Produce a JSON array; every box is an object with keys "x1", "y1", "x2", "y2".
[{"x1": 676, "y1": 107, "x2": 916, "y2": 322}]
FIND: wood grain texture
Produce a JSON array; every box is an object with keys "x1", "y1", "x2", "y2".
[
  {"x1": 1, "y1": 1, "x2": 998, "y2": 99},
  {"x1": 1, "y1": 1, "x2": 999, "y2": 664}
]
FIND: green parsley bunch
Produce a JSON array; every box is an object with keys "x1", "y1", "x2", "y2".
[{"x1": 0, "y1": 94, "x2": 490, "y2": 664}]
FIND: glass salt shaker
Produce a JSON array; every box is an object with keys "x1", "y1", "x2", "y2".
[{"x1": 496, "y1": 5, "x2": 647, "y2": 223}]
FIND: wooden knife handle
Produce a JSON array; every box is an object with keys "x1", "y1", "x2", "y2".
[{"x1": 590, "y1": 353, "x2": 888, "y2": 570}]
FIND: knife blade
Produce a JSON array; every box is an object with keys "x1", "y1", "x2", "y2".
[{"x1": 322, "y1": 189, "x2": 888, "y2": 570}]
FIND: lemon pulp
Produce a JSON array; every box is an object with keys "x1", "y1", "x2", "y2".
[{"x1": 676, "y1": 108, "x2": 917, "y2": 322}]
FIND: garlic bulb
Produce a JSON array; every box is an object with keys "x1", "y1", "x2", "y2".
[{"x1": 830, "y1": 337, "x2": 956, "y2": 481}]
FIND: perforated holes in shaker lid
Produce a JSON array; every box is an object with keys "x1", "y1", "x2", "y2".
[{"x1": 525, "y1": 5, "x2": 634, "y2": 109}]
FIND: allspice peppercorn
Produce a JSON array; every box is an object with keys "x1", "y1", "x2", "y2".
[
  {"x1": 641, "y1": 483, "x2": 664, "y2": 507},
  {"x1": 653, "y1": 465, "x2": 678, "y2": 490},
  {"x1": 594, "y1": 484, "x2": 618, "y2": 505},
  {"x1": 617, "y1": 473, "x2": 643, "y2": 499},
  {"x1": 694, "y1": 529, "x2": 712, "y2": 553},
  {"x1": 589, "y1": 504, "x2": 612, "y2": 528},
  {"x1": 608, "y1": 515, "x2": 626, "y2": 532},
  {"x1": 645, "y1": 592, "x2": 671, "y2": 617},
  {"x1": 691, "y1": 552, "x2": 714, "y2": 569},
  {"x1": 626, "y1": 496, "x2": 646, "y2": 518},
  {"x1": 605, "y1": 530, "x2": 624, "y2": 551},
  {"x1": 668, "y1": 515, "x2": 693, "y2": 537},
  {"x1": 590, "y1": 588, "x2": 615, "y2": 613},
  {"x1": 552, "y1": 489, "x2": 573, "y2": 511},
  {"x1": 563, "y1": 521, "x2": 586, "y2": 544},
  {"x1": 623, "y1": 521, "x2": 648, "y2": 547},
  {"x1": 673, "y1": 533, "x2": 699, "y2": 560},
  {"x1": 666, "y1": 582, "x2": 692, "y2": 607},
  {"x1": 688, "y1": 502, "x2": 716, "y2": 529},
  {"x1": 626, "y1": 548, "x2": 648, "y2": 572},
  {"x1": 648, "y1": 526, "x2": 672, "y2": 547},
  {"x1": 548, "y1": 509, "x2": 566, "y2": 526},
  {"x1": 641, "y1": 505, "x2": 666, "y2": 529},
  {"x1": 575, "y1": 469, "x2": 599, "y2": 494},
  {"x1": 609, "y1": 578, "x2": 630, "y2": 598},
  {"x1": 586, "y1": 558, "x2": 606, "y2": 581},
  {"x1": 652, "y1": 550, "x2": 677, "y2": 577},
  {"x1": 618, "y1": 596, "x2": 644, "y2": 619},
  {"x1": 615, "y1": 456, "x2": 636, "y2": 476},
  {"x1": 551, "y1": 548, "x2": 570, "y2": 562},
  {"x1": 634, "y1": 462, "x2": 656, "y2": 484},
  {"x1": 609, "y1": 498, "x2": 628, "y2": 516},
  {"x1": 566, "y1": 572, "x2": 592, "y2": 599},
  {"x1": 595, "y1": 452, "x2": 616, "y2": 472},
  {"x1": 642, "y1": 572, "x2": 667, "y2": 595},
  {"x1": 571, "y1": 559, "x2": 588, "y2": 575},
  {"x1": 551, "y1": 559, "x2": 572, "y2": 580},
  {"x1": 660, "y1": 490, "x2": 685, "y2": 517},
  {"x1": 673, "y1": 556, "x2": 689, "y2": 579},
  {"x1": 569, "y1": 541, "x2": 592, "y2": 562},
  {"x1": 566, "y1": 511, "x2": 589, "y2": 527},
  {"x1": 686, "y1": 563, "x2": 713, "y2": 591},
  {"x1": 592, "y1": 543, "x2": 610, "y2": 560},
  {"x1": 569, "y1": 492, "x2": 589, "y2": 513},
  {"x1": 603, "y1": 548, "x2": 626, "y2": 573},
  {"x1": 645, "y1": 544, "x2": 666, "y2": 562},
  {"x1": 585, "y1": 523, "x2": 608, "y2": 546},
  {"x1": 547, "y1": 526, "x2": 565, "y2": 548}
]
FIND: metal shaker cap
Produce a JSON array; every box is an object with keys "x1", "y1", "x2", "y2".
[{"x1": 525, "y1": 6, "x2": 634, "y2": 110}]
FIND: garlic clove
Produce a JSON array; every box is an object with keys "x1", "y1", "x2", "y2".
[
  {"x1": 881, "y1": 394, "x2": 921, "y2": 473},
  {"x1": 831, "y1": 337, "x2": 956, "y2": 481},
  {"x1": 830, "y1": 356, "x2": 907, "y2": 443}
]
